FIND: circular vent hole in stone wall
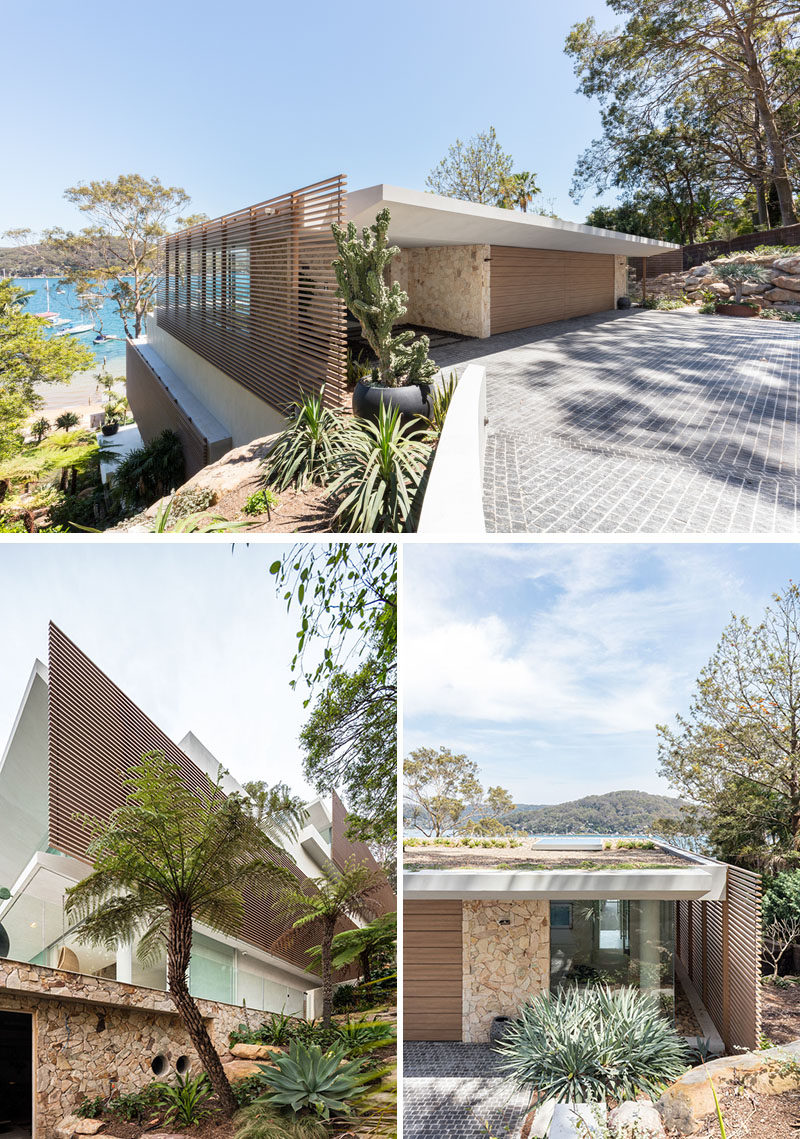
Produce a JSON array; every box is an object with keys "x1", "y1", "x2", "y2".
[
  {"x1": 151, "y1": 1053, "x2": 167, "y2": 1076},
  {"x1": 176, "y1": 1055, "x2": 190, "y2": 1075}
]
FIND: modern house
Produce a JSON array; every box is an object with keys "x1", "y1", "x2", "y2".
[
  {"x1": 125, "y1": 176, "x2": 677, "y2": 476},
  {"x1": 403, "y1": 838, "x2": 761, "y2": 1055},
  {"x1": 0, "y1": 622, "x2": 393, "y2": 1137}
]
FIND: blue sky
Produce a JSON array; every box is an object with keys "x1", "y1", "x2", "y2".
[
  {"x1": 3, "y1": 0, "x2": 614, "y2": 234},
  {"x1": 403, "y1": 542, "x2": 800, "y2": 805},
  {"x1": 0, "y1": 542, "x2": 324, "y2": 797}
]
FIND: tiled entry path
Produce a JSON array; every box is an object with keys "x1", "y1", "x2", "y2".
[
  {"x1": 403, "y1": 1043, "x2": 530, "y2": 1139},
  {"x1": 431, "y1": 309, "x2": 800, "y2": 533}
]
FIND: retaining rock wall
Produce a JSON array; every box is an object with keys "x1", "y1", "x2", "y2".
[{"x1": 639, "y1": 251, "x2": 800, "y2": 313}]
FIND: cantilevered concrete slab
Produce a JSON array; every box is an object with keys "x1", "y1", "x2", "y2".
[{"x1": 347, "y1": 184, "x2": 679, "y2": 257}]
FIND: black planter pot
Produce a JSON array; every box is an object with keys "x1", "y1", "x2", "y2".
[
  {"x1": 101, "y1": 422, "x2": 119, "y2": 437},
  {"x1": 352, "y1": 380, "x2": 433, "y2": 424},
  {"x1": 0, "y1": 923, "x2": 9, "y2": 958},
  {"x1": 489, "y1": 1016, "x2": 513, "y2": 1046},
  {"x1": 617, "y1": 296, "x2": 632, "y2": 309}
]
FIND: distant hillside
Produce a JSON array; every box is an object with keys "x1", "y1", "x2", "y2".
[
  {"x1": 503, "y1": 790, "x2": 684, "y2": 835},
  {"x1": 0, "y1": 240, "x2": 124, "y2": 278}
]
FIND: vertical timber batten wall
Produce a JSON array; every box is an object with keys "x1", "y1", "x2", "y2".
[
  {"x1": 676, "y1": 864, "x2": 762, "y2": 1051},
  {"x1": 157, "y1": 176, "x2": 347, "y2": 412}
]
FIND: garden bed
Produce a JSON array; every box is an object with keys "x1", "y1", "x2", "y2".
[
  {"x1": 674, "y1": 1084, "x2": 800, "y2": 1138},
  {"x1": 761, "y1": 978, "x2": 800, "y2": 1045},
  {"x1": 402, "y1": 839, "x2": 690, "y2": 871}
]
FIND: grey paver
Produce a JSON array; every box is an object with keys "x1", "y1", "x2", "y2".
[
  {"x1": 404, "y1": 1043, "x2": 530, "y2": 1139},
  {"x1": 433, "y1": 309, "x2": 800, "y2": 533}
]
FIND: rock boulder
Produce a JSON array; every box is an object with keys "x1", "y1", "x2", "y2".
[{"x1": 609, "y1": 1100, "x2": 666, "y2": 1137}]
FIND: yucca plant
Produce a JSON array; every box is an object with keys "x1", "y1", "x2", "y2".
[
  {"x1": 713, "y1": 261, "x2": 772, "y2": 304},
  {"x1": 330, "y1": 405, "x2": 431, "y2": 533},
  {"x1": 153, "y1": 1072, "x2": 214, "y2": 1127},
  {"x1": 497, "y1": 985, "x2": 688, "y2": 1104},
  {"x1": 421, "y1": 371, "x2": 459, "y2": 434},
  {"x1": 264, "y1": 387, "x2": 346, "y2": 491},
  {"x1": 255, "y1": 1041, "x2": 364, "y2": 1118}
]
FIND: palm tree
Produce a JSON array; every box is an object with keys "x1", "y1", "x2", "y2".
[
  {"x1": 497, "y1": 171, "x2": 541, "y2": 213},
  {"x1": 31, "y1": 418, "x2": 50, "y2": 443},
  {"x1": 274, "y1": 858, "x2": 386, "y2": 1027},
  {"x1": 64, "y1": 751, "x2": 306, "y2": 1117},
  {"x1": 55, "y1": 411, "x2": 79, "y2": 431},
  {"x1": 305, "y1": 911, "x2": 396, "y2": 985}
]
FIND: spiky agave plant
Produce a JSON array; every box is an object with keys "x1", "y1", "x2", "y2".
[
  {"x1": 255, "y1": 1041, "x2": 364, "y2": 1118},
  {"x1": 496, "y1": 985, "x2": 689, "y2": 1104}
]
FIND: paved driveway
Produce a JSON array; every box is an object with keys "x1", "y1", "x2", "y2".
[
  {"x1": 404, "y1": 1043, "x2": 530, "y2": 1139},
  {"x1": 432, "y1": 309, "x2": 800, "y2": 533}
]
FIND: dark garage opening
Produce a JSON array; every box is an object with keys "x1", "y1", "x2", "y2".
[{"x1": 0, "y1": 1011, "x2": 32, "y2": 1137}]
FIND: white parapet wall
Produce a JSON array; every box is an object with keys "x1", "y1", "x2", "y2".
[{"x1": 417, "y1": 363, "x2": 487, "y2": 535}]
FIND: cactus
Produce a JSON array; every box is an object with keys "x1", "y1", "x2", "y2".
[{"x1": 331, "y1": 209, "x2": 438, "y2": 389}]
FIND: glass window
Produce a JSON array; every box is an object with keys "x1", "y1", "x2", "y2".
[
  {"x1": 550, "y1": 899, "x2": 674, "y2": 1015},
  {"x1": 189, "y1": 932, "x2": 234, "y2": 1004}
]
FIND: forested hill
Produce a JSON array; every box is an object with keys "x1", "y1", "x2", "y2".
[{"x1": 502, "y1": 790, "x2": 684, "y2": 834}]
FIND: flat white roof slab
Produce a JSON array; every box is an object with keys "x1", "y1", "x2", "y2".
[
  {"x1": 403, "y1": 865, "x2": 727, "y2": 902},
  {"x1": 347, "y1": 184, "x2": 679, "y2": 257}
]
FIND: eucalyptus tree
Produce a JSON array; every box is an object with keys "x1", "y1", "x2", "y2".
[
  {"x1": 64, "y1": 752, "x2": 307, "y2": 1116},
  {"x1": 426, "y1": 126, "x2": 514, "y2": 204},
  {"x1": 566, "y1": 1, "x2": 800, "y2": 226}
]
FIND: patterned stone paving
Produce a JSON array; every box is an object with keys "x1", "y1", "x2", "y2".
[
  {"x1": 431, "y1": 308, "x2": 800, "y2": 533},
  {"x1": 403, "y1": 1043, "x2": 530, "y2": 1139}
]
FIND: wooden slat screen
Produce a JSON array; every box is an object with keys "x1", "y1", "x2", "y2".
[
  {"x1": 47, "y1": 623, "x2": 339, "y2": 973},
  {"x1": 125, "y1": 340, "x2": 209, "y2": 477},
  {"x1": 676, "y1": 864, "x2": 762, "y2": 1051},
  {"x1": 403, "y1": 900, "x2": 463, "y2": 1040},
  {"x1": 489, "y1": 247, "x2": 615, "y2": 334},
  {"x1": 157, "y1": 176, "x2": 347, "y2": 413}
]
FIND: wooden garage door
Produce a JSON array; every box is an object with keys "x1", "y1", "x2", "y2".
[
  {"x1": 490, "y1": 247, "x2": 615, "y2": 334},
  {"x1": 404, "y1": 900, "x2": 462, "y2": 1040}
]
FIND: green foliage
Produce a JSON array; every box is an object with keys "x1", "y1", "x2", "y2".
[
  {"x1": 107, "y1": 1085, "x2": 161, "y2": 1123},
  {"x1": 75, "y1": 1096, "x2": 105, "y2": 1119},
  {"x1": 243, "y1": 487, "x2": 278, "y2": 516},
  {"x1": 404, "y1": 747, "x2": 516, "y2": 838},
  {"x1": 713, "y1": 261, "x2": 772, "y2": 303},
  {"x1": 264, "y1": 388, "x2": 346, "y2": 491},
  {"x1": 497, "y1": 171, "x2": 541, "y2": 212},
  {"x1": 31, "y1": 417, "x2": 50, "y2": 443},
  {"x1": 231, "y1": 1075, "x2": 269, "y2": 1108},
  {"x1": 426, "y1": 126, "x2": 514, "y2": 204},
  {"x1": 640, "y1": 295, "x2": 689, "y2": 310},
  {"x1": 331, "y1": 210, "x2": 437, "y2": 389},
  {"x1": 421, "y1": 372, "x2": 459, "y2": 434},
  {"x1": 332, "y1": 972, "x2": 396, "y2": 1014},
  {"x1": 234, "y1": 1098, "x2": 330, "y2": 1139},
  {"x1": 231, "y1": 1012, "x2": 296, "y2": 1047},
  {"x1": 153, "y1": 1073, "x2": 214, "y2": 1128},
  {"x1": 46, "y1": 174, "x2": 199, "y2": 340},
  {"x1": 503, "y1": 790, "x2": 685, "y2": 836},
  {"x1": 0, "y1": 279, "x2": 93, "y2": 461},
  {"x1": 111, "y1": 428, "x2": 184, "y2": 511},
  {"x1": 0, "y1": 515, "x2": 26, "y2": 533},
  {"x1": 255, "y1": 1041, "x2": 364, "y2": 1118},
  {"x1": 305, "y1": 912, "x2": 396, "y2": 980},
  {"x1": 334, "y1": 1016, "x2": 396, "y2": 1056},
  {"x1": 269, "y1": 543, "x2": 396, "y2": 845},
  {"x1": 141, "y1": 494, "x2": 247, "y2": 533},
  {"x1": 55, "y1": 411, "x2": 80, "y2": 430},
  {"x1": 330, "y1": 405, "x2": 430, "y2": 533},
  {"x1": 497, "y1": 985, "x2": 688, "y2": 1103},
  {"x1": 761, "y1": 307, "x2": 800, "y2": 322},
  {"x1": 168, "y1": 486, "x2": 217, "y2": 519}
]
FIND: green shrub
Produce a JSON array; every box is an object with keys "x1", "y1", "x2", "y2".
[
  {"x1": 761, "y1": 307, "x2": 800, "y2": 322},
  {"x1": 497, "y1": 985, "x2": 689, "y2": 1103},
  {"x1": 289, "y1": 1019, "x2": 344, "y2": 1052},
  {"x1": 75, "y1": 1095, "x2": 105, "y2": 1119},
  {"x1": 169, "y1": 486, "x2": 217, "y2": 519},
  {"x1": 256, "y1": 1041, "x2": 364, "y2": 1118},
  {"x1": 421, "y1": 371, "x2": 459, "y2": 434},
  {"x1": 641, "y1": 294, "x2": 689, "y2": 310},
  {"x1": 336, "y1": 1017, "x2": 396, "y2": 1056},
  {"x1": 331, "y1": 405, "x2": 430, "y2": 533},
  {"x1": 107, "y1": 1085, "x2": 161, "y2": 1122},
  {"x1": 713, "y1": 261, "x2": 772, "y2": 303},
  {"x1": 234, "y1": 1099, "x2": 330, "y2": 1139},
  {"x1": 232, "y1": 1075, "x2": 270, "y2": 1108},
  {"x1": 153, "y1": 1073, "x2": 214, "y2": 1127},
  {"x1": 243, "y1": 487, "x2": 279, "y2": 516},
  {"x1": 231, "y1": 1011, "x2": 298, "y2": 1047},
  {"x1": 111, "y1": 428, "x2": 184, "y2": 511},
  {"x1": 264, "y1": 388, "x2": 345, "y2": 491}
]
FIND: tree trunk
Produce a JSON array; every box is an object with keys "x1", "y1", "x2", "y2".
[
  {"x1": 167, "y1": 903, "x2": 237, "y2": 1117},
  {"x1": 320, "y1": 920, "x2": 335, "y2": 1028},
  {"x1": 742, "y1": 45, "x2": 797, "y2": 224},
  {"x1": 360, "y1": 949, "x2": 371, "y2": 985}
]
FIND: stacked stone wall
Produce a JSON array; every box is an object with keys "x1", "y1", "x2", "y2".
[
  {"x1": 461, "y1": 900, "x2": 550, "y2": 1042},
  {"x1": 637, "y1": 251, "x2": 800, "y2": 313},
  {"x1": 393, "y1": 245, "x2": 491, "y2": 338}
]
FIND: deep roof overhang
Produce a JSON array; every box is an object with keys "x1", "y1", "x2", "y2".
[{"x1": 347, "y1": 184, "x2": 680, "y2": 257}]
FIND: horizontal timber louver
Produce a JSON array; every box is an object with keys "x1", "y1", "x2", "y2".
[
  {"x1": 157, "y1": 176, "x2": 347, "y2": 413},
  {"x1": 403, "y1": 900, "x2": 463, "y2": 1040},
  {"x1": 46, "y1": 623, "x2": 353, "y2": 972},
  {"x1": 676, "y1": 863, "x2": 762, "y2": 1051}
]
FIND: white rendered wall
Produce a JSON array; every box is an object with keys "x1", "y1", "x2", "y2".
[{"x1": 147, "y1": 321, "x2": 287, "y2": 448}]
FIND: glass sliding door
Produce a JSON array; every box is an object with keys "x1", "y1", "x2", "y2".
[{"x1": 550, "y1": 899, "x2": 674, "y2": 1015}]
